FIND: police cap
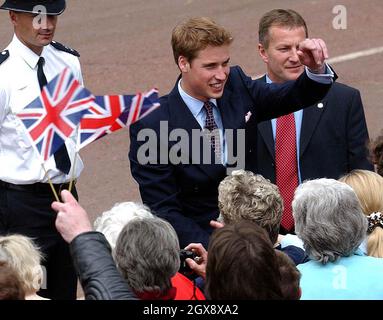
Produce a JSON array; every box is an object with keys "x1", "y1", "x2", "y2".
[{"x1": 0, "y1": 0, "x2": 66, "y2": 15}]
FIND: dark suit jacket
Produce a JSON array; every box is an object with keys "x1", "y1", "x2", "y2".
[
  {"x1": 249, "y1": 75, "x2": 373, "y2": 184},
  {"x1": 129, "y1": 66, "x2": 334, "y2": 248}
]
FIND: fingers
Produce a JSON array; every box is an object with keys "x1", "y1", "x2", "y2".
[
  {"x1": 185, "y1": 257, "x2": 206, "y2": 279},
  {"x1": 299, "y1": 38, "x2": 321, "y2": 64},
  {"x1": 298, "y1": 38, "x2": 328, "y2": 72},
  {"x1": 51, "y1": 190, "x2": 77, "y2": 212},
  {"x1": 316, "y1": 38, "x2": 328, "y2": 59},
  {"x1": 312, "y1": 38, "x2": 325, "y2": 64},
  {"x1": 60, "y1": 189, "x2": 76, "y2": 203},
  {"x1": 210, "y1": 220, "x2": 224, "y2": 229},
  {"x1": 51, "y1": 200, "x2": 64, "y2": 212},
  {"x1": 184, "y1": 243, "x2": 207, "y2": 256},
  {"x1": 185, "y1": 257, "x2": 199, "y2": 268}
]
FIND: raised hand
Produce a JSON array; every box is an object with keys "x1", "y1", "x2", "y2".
[
  {"x1": 297, "y1": 38, "x2": 329, "y2": 73},
  {"x1": 51, "y1": 190, "x2": 93, "y2": 243},
  {"x1": 184, "y1": 242, "x2": 208, "y2": 280}
]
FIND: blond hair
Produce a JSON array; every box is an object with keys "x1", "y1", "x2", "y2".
[
  {"x1": 171, "y1": 17, "x2": 233, "y2": 65},
  {"x1": 218, "y1": 170, "x2": 283, "y2": 244},
  {"x1": 0, "y1": 235, "x2": 44, "y2": 294},
  {"x1": 339, "y1": 169, "x2": 383, "y2": 257}
]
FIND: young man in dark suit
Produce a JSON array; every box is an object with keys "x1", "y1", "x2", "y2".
[
  {"x1": 129, "y1": 17, "x2": 335, "y2": 248},
  {"x1": 248, "y1": 9, "x2": 373, "y2": 234}
]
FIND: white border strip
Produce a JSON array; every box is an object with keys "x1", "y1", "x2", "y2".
[{"x1": 327, "y1": 46, "x2": 383, "y2": 64}]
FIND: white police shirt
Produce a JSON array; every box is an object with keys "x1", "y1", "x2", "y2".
[{"x1": 0, "y1": 34, "x2": 84, "y2": 184}]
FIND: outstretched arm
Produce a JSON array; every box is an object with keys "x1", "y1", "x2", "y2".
[{"x1": 52, "y1": 191, "x2": 137, "y2": 300}]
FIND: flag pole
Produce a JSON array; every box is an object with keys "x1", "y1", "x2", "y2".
[
  {"x1": 41, "y1": 164, "x2": 60, "y2": 202},
  {"x1": 69, "y1": 129, "x2": 82, "y2": 194},
  {"x1": 68, "y1": 152, "x2": 77, "y2": 193}
]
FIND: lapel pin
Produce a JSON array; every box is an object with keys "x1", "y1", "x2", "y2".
[
  {"x1": 245, "y1": 111, "x2": 252, "y2": 122},
  {"x1": 317, "y1": 102, "x2": 324, "y2": 109}
]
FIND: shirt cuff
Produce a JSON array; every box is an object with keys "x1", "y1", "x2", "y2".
[
  {"x1": 280, "y1": 234, "x2": 305, "y2": 250},
  {"x1": 305, "y1": 63, "x2": 334, "y2": 84}
]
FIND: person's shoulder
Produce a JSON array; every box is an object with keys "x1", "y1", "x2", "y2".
[
  {"x1": 0, "y1": 49, "x2": 13, "y2": 85},
  {"x1": 331, "y1": 81, "x2": 360, "y2": 94},
  {"x1": 130, "y1": 95, "x2": 168, "y2": 131},
  {"x1": 229, "y1": 65, "x2": 246, "y2": 77},
  {"x1": 0, "y1": 49, "x2": 9, "y2": 66},
  {"x1": 49, "y1": 40, "x2": 80, "y2": 57},
  {"x1": 142, "y1": 95, "x2": 169, "y2": 123}
]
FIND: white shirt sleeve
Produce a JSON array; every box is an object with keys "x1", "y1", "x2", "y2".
[
  {"x1": 0, "y1": 86, "x2": 9, "y2": 125},
  {"x1": 76, "y1": 60, "x2": 84, "y2": 86},
  {"x1": 305, "y1": 63, "x2": 335, "y2": 84},
  {"x1": 280, "y1": 233, "x2": 305, "y2": 250}
]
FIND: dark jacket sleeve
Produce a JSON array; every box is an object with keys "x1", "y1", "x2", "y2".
[
  {"x1": 234, "y1": 65, "x2": 337, "y2": 122},
  {"x1": 346, "y1": 89, "x2": 374, "y2": 171},
  {"x1": 70, "y1": 231, "x2": 138, "y2": 300}
]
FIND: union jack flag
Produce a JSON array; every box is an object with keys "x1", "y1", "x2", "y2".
[
  {"x1": 78, "y1": 88, "x2": 160, "y2": 149},
  {"x1": 17, "y1": 68, "x2": 94, "y2": 161}
]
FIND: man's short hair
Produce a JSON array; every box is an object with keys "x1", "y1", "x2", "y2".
[
  {"x1": 171, "y1": 16, "x2": 233, "y2": 65},
  {"x1": 259, "y1": 9, "x2": 308, "y2": 48},
  {"x1": 218, "y1": 170, "x2": 283, "y2": 244}
]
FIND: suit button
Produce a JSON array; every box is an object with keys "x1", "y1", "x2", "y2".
[
  {"x1": 194, "y1": 186, "x2": 199, "y2": 193},
  {"x1": 249, "y1": 149, "x2": 252, "y2": 153},
  {"x1": 271, "y1": 163, "x2": 275, "y2": 167}
]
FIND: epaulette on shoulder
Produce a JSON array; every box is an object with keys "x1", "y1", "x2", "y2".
[
  {"x1": 51, "y1": 41, "x2": 80, "y2": 57},
  {"x1": 0, "y1": 50, "x2": 9, "y2": 65}
]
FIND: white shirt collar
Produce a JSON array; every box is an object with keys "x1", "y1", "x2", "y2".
[
  {"x1": 177, "y1": 79, "x2": 217, "y2": 117},
  {"x1": 10, "y1": 34, "x2": 46, "y2": 69}
]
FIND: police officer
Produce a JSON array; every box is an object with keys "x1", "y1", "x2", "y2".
[{"x1": 0, "y1": 0, "x2": 83, "y2": 299}]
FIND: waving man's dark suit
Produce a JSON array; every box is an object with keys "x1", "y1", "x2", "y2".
[
  {"x1": 129, "y1": 66, "x2": 334, "y2": 248},
  {"x1": 251, "y1": 76, "x2": 373, "y2": 185}
]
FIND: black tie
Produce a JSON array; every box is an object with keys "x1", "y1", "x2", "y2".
[{"x1": 37, "y1": 57, "x2": 71, "y2": 174}]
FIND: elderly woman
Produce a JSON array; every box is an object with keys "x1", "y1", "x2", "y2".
[
  {"x1": 216, "y1": 170, "x2": 307, "y2": 265},
  {"x1": 95, "y1": 202, "x2": 205, "y2": 300},
  {"x1": 293, "y1": 178, "x2": 383, "y2": 299}
]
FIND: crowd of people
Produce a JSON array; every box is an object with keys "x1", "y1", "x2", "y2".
[{"x1": 1, "y1": 0, "x2": 383, "y2": 300}]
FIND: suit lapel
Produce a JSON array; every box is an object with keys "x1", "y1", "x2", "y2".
[
  {"x1": 257, "y1": 75, "x2": 275, "y2": 160},
  {"x1": 217, "y1": 86, "x2": 240, "y2": 130},
  {"x1": 258, "y1": 120, "x2": 275, "y2": 160},
  {"x1": 168, "y1": 82, "x2": 226, "y2": 180},
  {"x1": 300, "y1": 101, "x2": 326, "y2": 157}
]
